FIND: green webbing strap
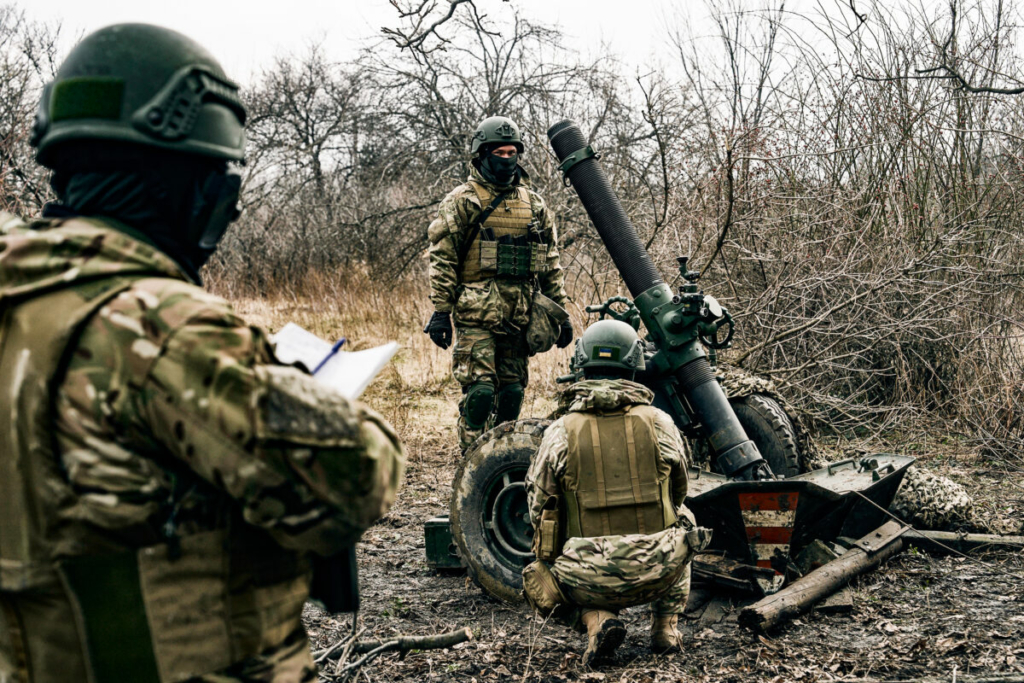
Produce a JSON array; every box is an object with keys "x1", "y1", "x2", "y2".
[
  {"x1": 564, "y1": 490, "x2": 582, "y2": 539},
  {"x1": 623, "y1": 413, "x2": 647, "y2": 535},
  {"x1": 557, "y1": 145, "x2": 600, "y2": 184},
  {"x1": 661, "y1": 479, "x2": 678, "y2": 529},
  {"x1": 58, "y1": 552, "x2": 161, "y2": 683},
  {"x1": 588, "y1": 419, "x2": 612, "y2": 536},
  {"x1": 457, "y1": 188, "x2": 513, "y2": 268}
]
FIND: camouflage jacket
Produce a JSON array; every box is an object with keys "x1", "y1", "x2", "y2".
[
  {"x1": 525, "y1": 380, "x2": 688, "y2": 531},
  {"x1": 0, "y1": 214, "x2": 405, "y2": 682},
  {"x1": 427, "y1": 165, "x2": 567, "y2": 330}
]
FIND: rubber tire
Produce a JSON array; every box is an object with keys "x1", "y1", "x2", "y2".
[
  {"x1": 728, "y1": 393, "x2": 801, "y2": 478},
  {"x1": 450, "y1": 418, "x2": 550, "y2": 604}
]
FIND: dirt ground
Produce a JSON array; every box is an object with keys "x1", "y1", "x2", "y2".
[{"x1": 303, "y1": 389, "x2": 1024, "y2": 683}]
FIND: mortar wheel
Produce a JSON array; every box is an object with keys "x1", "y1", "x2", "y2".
[
  {"x1": 728, "y1": 393, "x2": 801, "y2": 478},
  {"x1": 450, "y1": 418, "x2": 550, "y2": 603}
]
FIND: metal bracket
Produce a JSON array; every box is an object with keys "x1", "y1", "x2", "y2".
[
  {"x1": 855, "y1": 520, "x2": 906, "y2": 554},
  {"x1": 558, "y1": 145, "x2": 600, "y2": 184}
]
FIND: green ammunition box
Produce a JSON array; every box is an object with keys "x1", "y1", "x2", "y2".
[{"x1": 424, "y1": 516, "x2": 464, "y2": 570}]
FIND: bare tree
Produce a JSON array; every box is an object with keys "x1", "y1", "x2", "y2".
[{"x1": 0, "y1": 7, "x2": 62, "y2": 214}]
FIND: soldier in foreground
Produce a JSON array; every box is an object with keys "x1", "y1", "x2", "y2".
[
  {"x1": 424, "y1": 116, "x2": 571, "y2": 451},
  {"x1": 0, "y1": 24, "x2": 404, "y2": 682},
  {"x1": 522, "y1": 321, "x2": 711, "y2": 667}
]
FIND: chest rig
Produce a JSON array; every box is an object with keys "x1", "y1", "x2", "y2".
[
  {"x1": 460, "y1": 183, "x2": 547, "y2": 283},
  {"x1": 560, "y1": 405, "x2": 678, "y2": 539}
]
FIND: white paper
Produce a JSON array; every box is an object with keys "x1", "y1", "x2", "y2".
[{"x1": 271, "y1": 322, "x2": 399, "y2": 400}]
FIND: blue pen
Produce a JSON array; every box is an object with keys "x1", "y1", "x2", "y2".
[{"x1": 312, "y1": 337, "x2": 346, "y2": 375}]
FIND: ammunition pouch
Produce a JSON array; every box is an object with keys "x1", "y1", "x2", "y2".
[
  {"x1": 525, "y1": 290, "x2": 569, "y2": 356},
  {"x1": 521, "y1": 560, "x2": 568, "y2": 616},
  {"x1": 479, "y1": 235, "x2": 546, "y2": 279},
  {"x1": 534, "y1": 496, "x2": 563, "y2": 562}
]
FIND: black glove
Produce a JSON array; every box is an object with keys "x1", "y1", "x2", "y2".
[
  {"x1": 424, "y1": 311, "x2": 453, "y2": 349},
  {"x1": 555, "y1": 319, "x2": 574, "y2": 348}
]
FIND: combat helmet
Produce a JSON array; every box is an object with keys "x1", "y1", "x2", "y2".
[
  {"x1": 572, "y1": 320, "x2": 646, "y2": 376},
  {"x1": 470, "y1": 115, "x2": 523, "y2": 157},
  {"x1": 30, "y1": 23, "x2": 246, "y2": 167}
]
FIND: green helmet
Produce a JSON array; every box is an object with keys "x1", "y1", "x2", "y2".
[
  {"x1": 470, "y1": 115, "x2": 523, "y2": 157},
  {"x1": 30, "y1": 23, "x2": 246, "y2": 168},
  {"x1": 571, "y1": 320, "x2": 646, "y2": 375}
]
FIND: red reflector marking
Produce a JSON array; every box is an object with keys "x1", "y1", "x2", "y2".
[
  {"x1": 744, "y1": 526, "x2": 793, "y2": 544},
  {"x1": 738, "y1": 491, "x2": 800, "y2": 512}
]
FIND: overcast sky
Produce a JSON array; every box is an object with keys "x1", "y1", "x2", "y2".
[{"x1": 23, "y1": 0, "x2": 695, "y2": 84}]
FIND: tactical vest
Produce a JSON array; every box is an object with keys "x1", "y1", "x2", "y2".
[
  {"x1": 561, "y1": 405, "x2": 678, "y2": 538},
  {"x1": 0, "y1": 221, "x2": 309, "y2": 683},
  {"x1": 460, "y1": 183, "x2": 547, "y2": 283}
]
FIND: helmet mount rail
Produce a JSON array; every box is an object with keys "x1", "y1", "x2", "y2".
[{"x1": 31, "y1": 24, "x2": 247, "y2": 166}]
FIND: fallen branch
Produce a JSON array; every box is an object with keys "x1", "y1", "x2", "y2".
[
  {"x1": 314, "y1": 626, "x2": 474, "y2": 661},
  {"x1": 346, "y1": 628, "x2": 474, "y2": 655},
  {"x1": 904, "y1": 530, "x2": 1024, "y2": 555},
  {"x1": 739, "y1": 521, "x2": 906, "y2": 632},
  {"x1": 330, "y1": 627, "x2": 473, "y2": 679}
]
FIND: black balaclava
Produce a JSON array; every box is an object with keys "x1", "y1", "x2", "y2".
[
  {"x1": 476, "y1": 143, "x2": 520, "y2": 187},
  {"x1": 42, "y1": 142, "x2": 241, "y2": 284}
]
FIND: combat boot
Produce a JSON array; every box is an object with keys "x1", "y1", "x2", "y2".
[
  {"x1": 580, "y1": 609, "x2": 626, "y2": 668},
  {"x1": 651, "y1": 613, "x2": 684, "y2": 654}
]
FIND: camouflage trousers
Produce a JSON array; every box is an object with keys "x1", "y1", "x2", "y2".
[
  {"x1": 550, "y1": 526, "x2": 695, "y2": 618},
  {"x1": 452, "y1": 324, "x2": 529, "y2": 450}
]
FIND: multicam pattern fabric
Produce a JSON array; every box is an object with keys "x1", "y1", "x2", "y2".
[
  {"x1": 526, "y1": 380, "x2": 700, "y2": 616},
  {"x1": 452, "y1": 325, "x2": 529, "y2": 450},
  {"x1": 0, "y1": 216, "x2": 405, "y2": 681},
  {"x1": 55, "y1": 246, "x2": 404, "y2": 556},
  {"x1": 427, "y1": 165, "x2": 566, "y2": 321},
  {"x1": 552, "y1": 527, "x2": 695, "y2": 615}
]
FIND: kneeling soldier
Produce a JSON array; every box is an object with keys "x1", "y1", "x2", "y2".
[{"x1": 522, "y1": 320, "x2": 710, "y2": 667}]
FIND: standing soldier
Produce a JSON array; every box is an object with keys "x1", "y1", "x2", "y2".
[
  {"x1": 521, "y1": 321, "x2": 711, "y2": 668},
  {"x1": 0, "y1": 25, "x2": 404, "y2": 682},
  {"x1": 424, "y1": 116, "x2": 572, "y2": 452}
]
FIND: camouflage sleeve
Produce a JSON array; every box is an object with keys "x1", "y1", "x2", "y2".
[
  {"x1": 427, "y1": 190, "x2": 480, "y2": 313},
  {"x1": 57, "y1": 278, "x2": 405, "y2": 556},
  {"x1": 653, "y1": 409, "x2": 688, "y2": 508},
  {"x1": 532, "y1": 193, "x2": 568, "y2": 307},
  {"x1": 525, "y1": 418, "x2": 568, "y2": 528}
]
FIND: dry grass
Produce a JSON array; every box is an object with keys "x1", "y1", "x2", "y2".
[{"x1": 220, "y1": 272, "x2": 568, "y2": 454}]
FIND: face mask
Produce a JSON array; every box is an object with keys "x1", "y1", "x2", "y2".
[
  {"x1": 480, "y1": 152, "x2": 518, "y2": 185},
  {"x1": 189, "y1": 169, "x2": 242, "y2": 264}
]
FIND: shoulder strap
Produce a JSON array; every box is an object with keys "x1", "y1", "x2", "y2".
[{"x1": 457, "y1": 188, "x2": 512, "y2": 266}]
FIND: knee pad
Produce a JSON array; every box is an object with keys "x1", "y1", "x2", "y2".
[
  {"x1": 493, "y1": 383, "x2": 525, "y2": 425},
  {"x1": 463, "y1": 380, "x2": 496, "y2": 429}
]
